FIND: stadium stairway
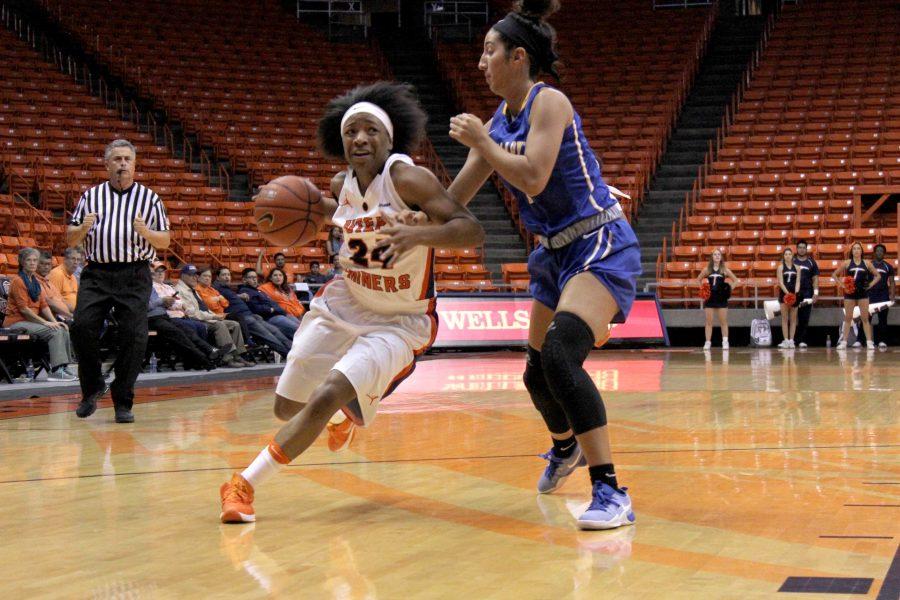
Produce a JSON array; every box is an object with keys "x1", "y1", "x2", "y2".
[
  {"x1": 633, "y1": 6, "x2": 767, "y2": 290},
  {"x1": 375, "y1": 25, "x2": 528, "y2": 281}
]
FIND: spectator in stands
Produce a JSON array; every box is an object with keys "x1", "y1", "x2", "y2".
[
  {"x1": 0, "y1": 276, "x2": 10, "y2": 327},
  {"x1": 776, "y1": 248, "x2": 800, "y2": 349},
  {"x1": 150, "y1": 262, "x2": 219, "y2": 360},
  {"x1": 68, "y1": 138, "x2": 170, "y2": 423},
  {"x1": 36, "y1": 251, "x2": 74, "y2": 322},
  {"x1": 698, "y1": 249, "x2": 737, "y2": 350},
  {"x1": 213, "y1": 267, "x2": 292, "y2": 358},
  {"x1": 48, "y1": 247, "x2": 80, "y2": 314},
  {"x1": 175, "y1": 264, "x2": 250, "y2": 367},
  {"x1": 71, "y1": 246, "x2": 85, "y2": 281},
  {"x1": 792, "y1": 240, "x2": 818, "y2": 349},
  {"x1": 147, "y1": 272, "x2": 218, "y2": 371},
  {"x1": 259, "y1": 268, "x2": 306, "y2": 320},
  {"x1": 863, "y1": 244, "x2": 895, "y2": 349},
  {"x1": 5, "y1": 248, "x2": 76, "y2": 381},
  {"x1": 330, "y1": 254, "x2": 343, "y2": 278},
  {"x1": 255, "y1": 251, "x2": 287, "y2": 276},
  {"x1": 327, "y1": 226, "x2": 343, "y2": 259},
  {"x1": 832, "y1": 242, "x2": 880, "y2": 350},
  {"x1": 239, "y1": 268, "x2": 300, "y2": 339},
  {"x1": 304, "y1": 260, "x2": 331, "y2": 285}
]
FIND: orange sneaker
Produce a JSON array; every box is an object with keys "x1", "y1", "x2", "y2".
[
  {"x1": 220, "y1": 473, "x2": 255, "y2": 523},
  {"x1": 327, "y1": 412, "x2": 357, "y2": 452}
]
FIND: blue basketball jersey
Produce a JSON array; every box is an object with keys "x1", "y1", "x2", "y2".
[{"x1": 488, "y1": 82, "x2": 617, "y2": 238}]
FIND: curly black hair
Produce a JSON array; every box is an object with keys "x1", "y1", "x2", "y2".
[{"x1": 317, "y1": 81, "x2": 427, "y2": 159}]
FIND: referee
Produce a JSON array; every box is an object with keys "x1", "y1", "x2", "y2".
[{"x1": 68, "y1": 139, "x2": 170, "y2": 423}]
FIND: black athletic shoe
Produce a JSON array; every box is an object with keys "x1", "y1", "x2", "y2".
[
  {"x1": 75, "y1": 381, "x2": 110, "y2": 419},
  {"x1": 114, "y1": 407, "x2": 134, "y2": 423}
]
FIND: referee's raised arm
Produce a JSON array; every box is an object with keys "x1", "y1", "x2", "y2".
[{"x1": 70, "y1": 139, "x2": 171, "y2": 424}]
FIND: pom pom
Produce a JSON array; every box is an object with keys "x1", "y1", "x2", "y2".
[
  {"x1": 842, "y1": 275, "x2": 856, "y2": 295},
  {"x1": 699, "y1": 281, "x2": 711, "y2": 301},
  {"x1": 784, "y1": 293, "x2": 797, "y2": 307}
]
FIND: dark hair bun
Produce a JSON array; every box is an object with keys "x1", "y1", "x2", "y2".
[{"x1": 513, "y1": 0, "x2": 560, "y2": 20}]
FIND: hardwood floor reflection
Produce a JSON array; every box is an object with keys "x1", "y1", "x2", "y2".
[{"x1": 0, "y1": 348, "x2": 897, "y2": 599}]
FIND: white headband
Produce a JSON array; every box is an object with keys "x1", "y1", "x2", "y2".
[{"x1": 340, "y1": 102, "x2": 394, "y2": 142}]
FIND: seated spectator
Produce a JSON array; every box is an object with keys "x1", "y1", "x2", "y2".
[
  {"x1": 304, "y1": 260, "x2": 331, "y2": 285},
  {"x1": 175, "y1": 264, "x2": 250, "y2": 368},
  {"x1": 239, "y1": 268, "x2": 300, "y2": 339},
  {"x1": 327, "y1": 226, "x2": 343, "y2": 259},
  {"x1": 150, "y1": 262, "x2": 219, "y2": 361},
  {"x1": 147, "y1": 275, "x2": 217, "y2": 370},
  {"x1": 256, "y1": 251, "x2": 287, "y2": 276},
  {"x1": 48, "y1": 247, "x2": 79, "y2": 313},
  {"x1": 259, "y1": 267, "x2": 306, "y2": 319},
  {"x1": 330, "y1": 254, "x2": 344, "y2": 278},
  {"x1": 36, "y1": 251, "x2": 74, "y2": 322},
  {"x1": 70, "y1": 246, "x2": 85, "y2": 281},
  {"x1": 0, "y1": 275, "x2": 10, "y2": 327},
  {"x1": 5, "y1": 248, "x2": 76, "y2": 381},
  {"x1": 212, "y1": 267, "x2": 291, "y2": 358}
]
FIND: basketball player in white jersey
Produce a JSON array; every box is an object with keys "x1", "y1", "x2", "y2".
[{"x1": 219, "y1": 82, "x2": 484, "y2": 523}]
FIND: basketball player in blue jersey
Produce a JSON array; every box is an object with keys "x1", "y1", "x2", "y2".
[{"x1": 448, "y1": 0, "x2": 641, "y2": 530}]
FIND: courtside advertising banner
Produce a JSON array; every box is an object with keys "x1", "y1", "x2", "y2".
[{"x1": 433, "y1": 294, "x2": 667, "y2": 348}]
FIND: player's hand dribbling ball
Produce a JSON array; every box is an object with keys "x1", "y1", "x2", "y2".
[{"x1": 254, "y1": 176, "x2": 326, "y2": 247}]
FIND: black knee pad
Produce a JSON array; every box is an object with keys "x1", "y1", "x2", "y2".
[
  {"x1": 523, "y1": 346, "x2": 570, "y2": 434},
  {"x1": 541, "y1": 312, "x2": 607, "y2": 434}
]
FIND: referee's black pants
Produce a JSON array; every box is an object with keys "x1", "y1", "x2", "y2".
[
  {"x1": 794, "y1": 302, "x2": 813, "y2": 345},
  {"x1": 72, "y1": 261, "x2": 151, "y2": 409}
]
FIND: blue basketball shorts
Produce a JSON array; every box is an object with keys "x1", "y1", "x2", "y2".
[{"x1": 527, "y1": 218, "x2": 642, "y2": 323}]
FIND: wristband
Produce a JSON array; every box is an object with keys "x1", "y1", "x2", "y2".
[{"x1": 813, "y1": 289, "x2": 819, "y2": 296}]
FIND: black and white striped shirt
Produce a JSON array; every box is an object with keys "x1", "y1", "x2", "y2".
[{"x1": 70, "y1": 181, "x2": 170, "y2": 263}]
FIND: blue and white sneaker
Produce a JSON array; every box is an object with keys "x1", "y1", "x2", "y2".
[
  {"x1": 577, "y1": 482, "x2": 636, "y2": 530},
  {"x1": 537, "y1": 445, "x2": 587, "y2": 494}
]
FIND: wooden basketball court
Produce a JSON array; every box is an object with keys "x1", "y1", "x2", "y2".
[{"x1": 1, "y1": 349, "x2": 897, "y2": 598}]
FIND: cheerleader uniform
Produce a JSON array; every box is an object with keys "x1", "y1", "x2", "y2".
[
  {"x1": 704, "y1": 266, "x2": 730, "y2": 308},
  {"x1": 779, "y1": 262, "x2": 798, "y2": 304},
  {"x1": 844, "y1": 258, "x2": 870, "y2": 301}
]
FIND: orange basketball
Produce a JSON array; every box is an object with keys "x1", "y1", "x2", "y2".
[{"x1": 253, "y1": 176, "x2": 326, "y2": 247}]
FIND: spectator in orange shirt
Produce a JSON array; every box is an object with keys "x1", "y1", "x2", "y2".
[
  {"x1": 259, "y1": 268, "x2": 306, "y2": 319},
  {"x1": 36, "y1": 251, "x2": 74, "y2": 322},
  {"x1": 196, "y1": 267, "x2": 230, "y2": 315},
  {"x1": 5, "y1": 248, "x2": 77, "y2": 381},
  {"x1": 47, "y1": 247, "x2": 80, "y2": 312}
]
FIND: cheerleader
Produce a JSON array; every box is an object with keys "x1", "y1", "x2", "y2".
[
  {"x1": 832, "y1": 242, "x2": 880, "y2": 349},
  {"x1": 698, "y1": 249, "x2": 738, "y2": 350},
  {"x1": 776, "y1": 248, "x2": 800, "y2": 348}
]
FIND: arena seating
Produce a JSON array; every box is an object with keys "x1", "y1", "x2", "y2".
[
  {"x1": 435, "y1": 0, "x2": 716, "y2": 235},
  {"x1": 658, "y1": 0, "x2": 899, "y2": 305},
  {"x1": 6, "y1": 0, "x2": 491, "y2": 284}
]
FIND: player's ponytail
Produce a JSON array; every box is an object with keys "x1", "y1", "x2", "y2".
[
  {"x1": 493, "y1": 1, "x2": 560, "y2": 79},
  {"x1": 513, "y1": 0, "x2": 560, "y2": 20}
]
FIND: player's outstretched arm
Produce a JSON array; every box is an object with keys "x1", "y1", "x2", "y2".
[
  {"x1": 447, "y1": 119, "x2": 495, "y2": 207},
  {"x1": 450, "y1": 89, "x2": 571, "y2": 197},
  {"x1": 375, "y1": 162, "x2": 484, "y2": 267}
]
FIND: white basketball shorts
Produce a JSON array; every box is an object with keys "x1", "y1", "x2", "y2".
[{"x1": 275, "y1": 277, "x2": 437, "y2": 426}]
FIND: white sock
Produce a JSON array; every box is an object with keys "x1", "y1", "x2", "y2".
[
  {"x1": 241, "y1": 443, "x2": 288, "y2": 489},
  {"x1": 722, "y1": 337, "x2": 728, "y2": 342}
]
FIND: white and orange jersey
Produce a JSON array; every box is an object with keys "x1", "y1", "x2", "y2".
[{"x1": 333, "y1": 153, "x2": 435, "y2": 315}]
